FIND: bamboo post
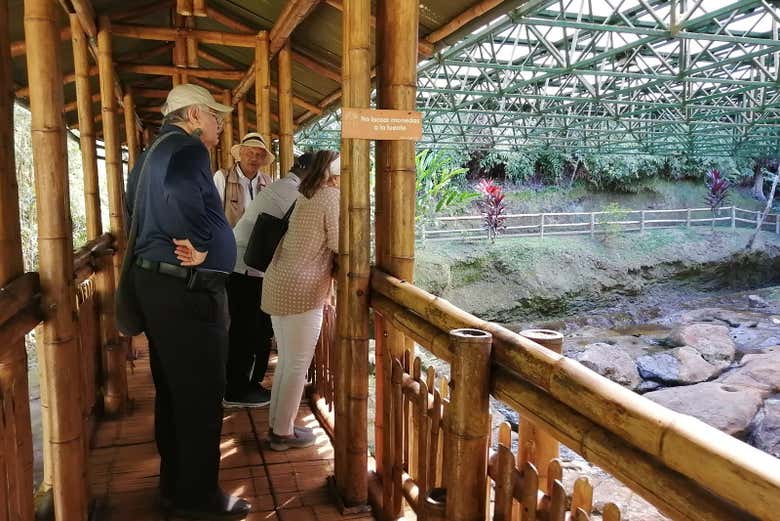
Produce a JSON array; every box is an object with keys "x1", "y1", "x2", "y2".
[
  {"x1": 185, "y1": 16, "x2": 198, "y2": 69},
  {"x1": 278, "y1": 41, "x2": 294, "y2": 176},
  {"x1": 72, "y1": 13, "x2": 121, "y2": 430},
  {"x1": 0, "y1": 1, "x2": 34, "y2": 518},
  {"x1": 640, "y1": 210, "x2": 645, "y2": 234},
  {"x1": 193, "y1": 0, "x2": 206, "y2": 17},
  {"x1": 176, "y1": 0, "x2": 193, "y2": 16},
  {"x1": 590, "y1": 212, "x2": 595, "y2": 237},
  {"x1": 97, "y1": 15, "x2": 128, "y2": 415},
  {"x1": 540, "y1": 214, "x2": 545, "y2": 238},
  {"x1": 24, "y1": 1, "x2": 88, "y2": 519},
  {"x1": 220, "y1": 89, "x2": 234, "y2": 169},
  {"x1": 375, "y1": 2, "x2": 419, "y2": 513},
  {"x1": 255, "y1": 32, "x2": 271, "y2": 159},
  {"x1": 333, "y1": 0, "x2": 371, "y2": 510},
  {"x1": 517, "y1": 329, "x2": 562, "y2": 495},
  {"x1": 123, "y1": 88, "x2": 139, "y2": 169},
  {"x1": 686, "y1": 208, "x2": 691, "y2": 228},
  {"x1": 444, "y1": 329, "x2": 492, "y2": 521},
  {"x1": 237, "y1": 99, "x2": 247, "y2": 139}
]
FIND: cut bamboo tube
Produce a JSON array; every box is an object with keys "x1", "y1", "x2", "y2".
[
  {"x1": 391, "y1": 360, "x2": 405, "y2": 516},
  {"x1": 493, "y1": 444, "x2": 514, "y2": 521},
  {"x1": 519, "y1": 462, "x2": 539, "y2": 520},
  {"x1": 220, "y1": 89, "x2": 234, "y2": 170},
  {"x1": 333, "y1": 0, "x2": 371, "y2": 509},
  {"x1": 98, "y1": 15, "x2": 128, "y2": 415},
  {"x1": 416, "y1": 379, "x2": 430, "y2": 500},
  {"x1": 570, "y1": 477, "x2": 593, "y2": 517},
  {"x1": 237, "y1": 99, "x2": 247, "y2": 139},
  {"x1": 0, "y1": 1, "x2": 34, "y2": 518},
  {"x1": 444, "y1": 329, "x2": 492, "y2": 521},
  {"x1": 277, "y1": 41, "x2": 294, "y2": 176},
  {"x1": 518, "y1": 329, "x2": 561, "y2": 494},
  {"x1": 176, "y1": 0, "x2": 193, "y2": 16},
  {"x1": 123, "y1": 89, "x2": 139, "y2": 169},
  {"x1": 23, "y1": 1, "x2": 88, "y2": 520},
  {"x1": 254, "y1": 32, "x2": 271, "y2": 170}
]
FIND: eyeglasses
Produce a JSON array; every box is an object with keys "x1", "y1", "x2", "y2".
[{"x1": 204, "y1": 108, "x2": 224, "y2": 132}]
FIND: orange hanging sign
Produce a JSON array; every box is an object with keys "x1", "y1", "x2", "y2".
[{"x1": 341, "y1": 108, "x2": 423, "y2": 140}]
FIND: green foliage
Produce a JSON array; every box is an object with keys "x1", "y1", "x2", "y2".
[
  {"x1": 584, "y1": 155, "x2": 655, "y2": 193},
  {"x1": 533, "y1": 148, "x2": 566, "y2": 185},
  {"x1": 597, "y1": 202, "x2": 630, "y2": 244},
  {"x1": 479, "y1": 149, "x2": 534, "y2": 183},
  {"x1": 415, "y1": 149, "x2": 478, "y2": 224}
]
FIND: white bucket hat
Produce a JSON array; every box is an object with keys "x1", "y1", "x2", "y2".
[
  {"x1": 161, "y1": 84, "x2": 233, "y2": 116},
  {"x1": 231, "y1": 133, "x2": 275, "y2": 166}
]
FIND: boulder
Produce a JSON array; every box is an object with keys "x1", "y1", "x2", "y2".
[
  {"x1": 644, "y1": 382, "x2": 764, "y2": 437},
  {"x1": 750, "y1": 398, "x2": 780, "y2": 458},
  {"x1": 667, "y1": 323, "x2": 735, "y2": 369},
  {"x1": 717, "y1": 348, "x2": 780, "y2": 397},
  {"x1": 636, "y1": 346, "x2": 718, "y2": 385},
  {"x1": 574, "y1": 343, "x2": 641, "y2": 390},
  {"x1": 748, "y1": 294, "x2": 769, "y2": 308}
]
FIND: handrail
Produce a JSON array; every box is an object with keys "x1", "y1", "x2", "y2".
[
  {"x1": 370, "y1": 268, "x2": 780, "y2": 521},
  {"x1": 73, "y1": 233, "x2": 114, "y2": 284}
]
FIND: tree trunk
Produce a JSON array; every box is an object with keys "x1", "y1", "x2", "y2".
[
  {"x1": 746, "y1": 172, "x2": 779, "y2": 250},
  {"x1": 752, "y1": 169, "x2": 766, "y2": 201}
]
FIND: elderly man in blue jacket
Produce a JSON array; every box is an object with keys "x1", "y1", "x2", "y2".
[{"x1": 125, "y1": 84, "x2": 251, "y2": 520}]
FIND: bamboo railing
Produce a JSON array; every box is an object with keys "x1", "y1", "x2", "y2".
[
  {"x1": 422, "y1": 205, "x2": 780, "y2": 242},
  {"x1": 329, "y1": 267, "x2": 780, "y2": 521},
  {"x1": 0, "y1": 233, "x2": 119, "y2": 521}
]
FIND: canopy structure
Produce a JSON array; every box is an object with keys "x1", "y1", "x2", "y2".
[{"x1": 297, "y1": 0, "x2": 780, "y2": 158}]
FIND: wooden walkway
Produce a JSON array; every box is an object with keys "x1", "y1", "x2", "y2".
[{"x1": 88, "y1": 344, "x2": 372, "y2": 521}]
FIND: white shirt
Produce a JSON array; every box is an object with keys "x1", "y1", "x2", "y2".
[
  {"x1": 213, "y1": 163, "x2": 271, "y2": 209},
  {"x1": 233, "y1": 173, "x2": 302, "y2": 276}
]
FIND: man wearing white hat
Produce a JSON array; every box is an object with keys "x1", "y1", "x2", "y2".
[
  {"x1": 213, "y1": 133, "x2": 275, "y2": 408},
  {"x1": 125, "y1": 83, "x2": 251, "y2": 520},
  {"x1": 213, "y1": 132, "x2": 274, "y2": 228}
]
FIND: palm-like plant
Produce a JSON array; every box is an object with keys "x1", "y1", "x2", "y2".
[
  {"x1": 477, "y1": 178, "x2": 507, "y2": 241},
  {"x1": 415, "y1": 149, "x2": 477, "y2": 226}
]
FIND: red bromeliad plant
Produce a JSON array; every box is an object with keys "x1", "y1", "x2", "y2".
[{"x1": 477, "y1": 178, "x2": 507, "y2": 241}]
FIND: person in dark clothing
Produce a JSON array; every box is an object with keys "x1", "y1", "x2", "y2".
[{"x1": 125, "y1": 84, "x2": 250, "y2": 520}]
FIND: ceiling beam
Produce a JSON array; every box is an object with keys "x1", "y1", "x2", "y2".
[
  {"x1": 111, "y1": 23, "x2": 257, "y2": 48},
  {"x1": 269, "y1": 0, "x2": 321, "y2": 56},
  {"x1": 117, "y1": 63, "x2": 246, "y2": 81}
]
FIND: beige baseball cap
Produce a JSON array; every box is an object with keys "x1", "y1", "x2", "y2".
[{"x1": 161, "y1": 84, "x2": 233, "y2": 116}]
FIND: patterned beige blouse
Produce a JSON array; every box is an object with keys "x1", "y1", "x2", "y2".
[{"x1": 261, "y1": 186, "x2": 339, "y2": 316}]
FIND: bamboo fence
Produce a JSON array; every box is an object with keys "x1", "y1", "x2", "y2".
[
  {"x1": 362, "y1": 268, "x2": 780, "y2": 521},
  {"x1": 421, "y1": 205, "x2": 780, "y2": 242}
]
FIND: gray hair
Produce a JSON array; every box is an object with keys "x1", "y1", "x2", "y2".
[{"x1": 162, "y1": 104, "x2": 198, "y2": 127}]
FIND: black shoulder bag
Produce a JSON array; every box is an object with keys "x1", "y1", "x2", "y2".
[
  {"x1": 115, "y1": 133, "x2": 176, "y2": 336},
  {"x1": 243, "y1": 201, "x2": 296, "y2": 271}
]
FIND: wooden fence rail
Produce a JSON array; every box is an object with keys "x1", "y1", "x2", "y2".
[
  {"x1": 421, "y1": 205, "x2": 780, "y2": 242},
  {"x1": 0, "y1": 233, "x2": 119, "y2": 520},
  {"x1": 361, "y1": 268, "x2": 780, "y2": 521}
]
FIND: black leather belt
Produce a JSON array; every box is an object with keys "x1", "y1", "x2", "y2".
[{"x1": 135, "y1": 257, "x2": 228, "y2": 290}]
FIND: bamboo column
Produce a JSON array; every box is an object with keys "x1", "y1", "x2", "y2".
[
  {"x1": 97, "y1": 15, "x2": 128, "y2": 415},
  {"x1": 255, "y1": 32, "x2": 271, "y2": 151},
  {"x1": 518, "y1": 329, "x2": 562, "y2": 494},
  {"x1": 123, "y1": 88, "x2": 139, "y2": 169},
  {"x1": 375, "y1": 3, "x2": 418, "y2": 515},
  {"x1": 0, "y1": 0, "x2": 34, "y2": 518},
  {"x1": 237, "y1": 99, "x2": 247, "y2": 139},
  {"x1": 445, "y1": 329, "x2": 492, "y2": 521},
  {"x1": 277, "y1": 41, "x2": 294, "y2": 176},
  {"x1": 334, "y1": 0, "x2": 371, "y2": 509},
  {"x1": 24, "y1": 1, "x2": 88, "y2": 519},
  {"x1": 220, "y1": 89, "x2": 234, "y2": 169},
  {"x1": 72, "y1": 13, "x2": 121, "y2": 422}
]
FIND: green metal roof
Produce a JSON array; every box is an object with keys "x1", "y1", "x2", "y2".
[{"x1": 296, "y1": 0, "x2": 780, "y2": 158}]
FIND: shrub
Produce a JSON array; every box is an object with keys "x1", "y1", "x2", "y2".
[
  {"x1": 415, "y1": 149, "x2": 478, "y2": 226},
  {"x1": 583, "y1": 155, "x2": 654, "y2": 193},
  {"x1": 476, "y1": 179, "x2": 507, "y2": 241}
]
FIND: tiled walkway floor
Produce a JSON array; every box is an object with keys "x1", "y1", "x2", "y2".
[{"x1": 89, "y1": 343, "x2": 372, "y2": 521}]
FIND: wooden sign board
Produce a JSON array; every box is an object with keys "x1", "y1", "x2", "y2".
[{"x1": 341, "y1": 108, "x2": 422, "y2": 140}]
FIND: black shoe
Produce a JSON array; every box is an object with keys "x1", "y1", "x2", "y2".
[
  {"x1": 223, "y1": 387, "x2": 271, "y2": 408},
  {"x1": 169, "y1": 494, "x2": 251, "y2": 520}
]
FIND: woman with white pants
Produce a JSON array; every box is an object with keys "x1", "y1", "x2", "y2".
[{"x1": 261, "y1": 150, "x2": 340, "y2": 450}]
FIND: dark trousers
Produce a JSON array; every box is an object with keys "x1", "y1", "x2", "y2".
[
  {"x1": 225, "y1": 273, "x2": 274, "y2": 398},
  {"x1": 133, "y1": 266, "x2": 228, "y2": 508}
]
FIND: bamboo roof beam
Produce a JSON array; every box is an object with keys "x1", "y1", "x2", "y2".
[
  {"x1": 111, "y1": 23, "x2": 257, "y2": 48},
  {"x1": 269, "y1": 85, "x2": 321, "y2": 114},
  {"x1": 422, "y1": 0, "x2": 505, "y2": 45},
  {"x1": 10, "y1": 28, "x2": 71, "y2": 58},
  {"x1": 291, "y1": 50, "x2": 340, "y2": 82},
  {"x1": 269, "y1": 0, "x2": 321, "y2": 56},
  {"x1": 197, "y1": 48, "x2": 235, "y2": 69},
  {"x1": 205, "y1": 5, "x2": 253, "y2": 33},
  {"x1": 117, "y1": 42, "x2": 175, "y2": 63},
  {"x1": 70, "y1": 0, "x2": 98, "y2": 38},
  {"x1": 118, "y1": 63, "x2": 245, "y2": 80}
]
